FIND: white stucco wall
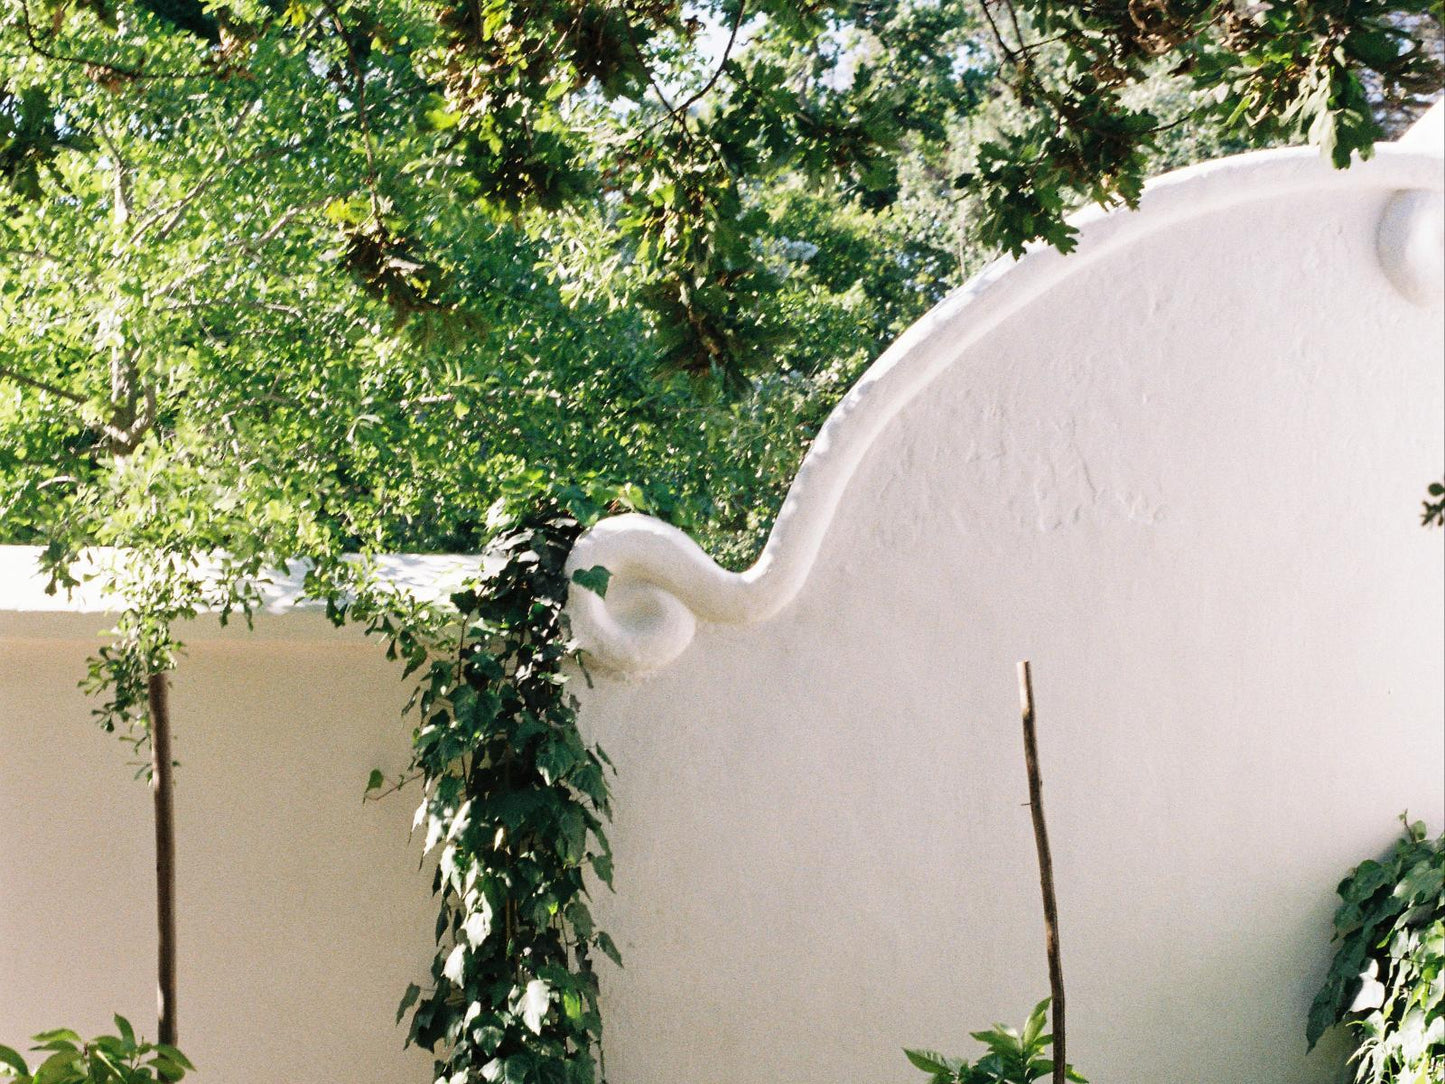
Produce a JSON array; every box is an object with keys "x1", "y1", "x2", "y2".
[
  {"x1": 0, "y1": 616, "x2": 437, "y2": 1079},
  {"x1": 2, "y1": 113, "x2": 1442, "y2": 1083},
  {"x1": 566, "y1": 118, "x2": 1445, "y2": 1084}
]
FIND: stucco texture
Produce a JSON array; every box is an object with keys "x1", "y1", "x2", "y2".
[
  {"x1": 572, "y1": 182, "x2": 1445, "y2": 1082},
  {"x1": 0, "y1": 626, "x2": 436, "y2": 1080}
]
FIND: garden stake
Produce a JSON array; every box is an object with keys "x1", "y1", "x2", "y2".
[
  {"x1": 149, "y1": 670, "x2": 178, "y2": 1046},
  {"x1": 1018, "y1": 660, "x2": 1065, "y2": 1084}
]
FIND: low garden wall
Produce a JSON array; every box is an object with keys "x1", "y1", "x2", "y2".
[{"x1": 0, "y1": 606, "x2": 436, "y2": 1080}]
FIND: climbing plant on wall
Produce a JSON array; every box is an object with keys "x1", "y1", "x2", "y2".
[{"x1": 335, "y1": 493, "x2": 621, "y2": 1082}]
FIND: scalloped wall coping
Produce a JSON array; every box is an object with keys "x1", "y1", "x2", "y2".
[
  {"x1": 0, "y1": 545, "x2": 484, "y2": 641},
  {"x1": 566, "y1": 113, "x2": 1445, "y2": 673}
]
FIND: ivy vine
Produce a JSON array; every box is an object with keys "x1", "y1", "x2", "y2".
[
  {"x1": 1307, "y1": 817, "x2": 1444, "y2": 1083},
  {"x1": 341, "y1": 495, "x2": 620, "y2": 1084}
]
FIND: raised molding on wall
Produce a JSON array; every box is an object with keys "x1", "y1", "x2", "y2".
[{"x1": 565, "y1": 106, "x2": 1445, "y2": 674}]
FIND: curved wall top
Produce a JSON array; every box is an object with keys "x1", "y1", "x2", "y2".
[{"x1": 565, "y1": 105, "x2": 1445, "y2": 672}]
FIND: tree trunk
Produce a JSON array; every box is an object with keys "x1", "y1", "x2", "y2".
[{"x1": 148, "y1": 671, "x2": 178, "y2": 1046}]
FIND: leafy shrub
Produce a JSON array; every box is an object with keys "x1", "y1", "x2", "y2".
[
  {"x1": 905, "y1": 998, "x2": 1086, "y2": 1084},
  {"x1": 1308, "y1": 818, "x2": 1444, "y2": 1083},
  {"x1": 0, "y1": 1018, "x2": 192, "y2": 1083}
]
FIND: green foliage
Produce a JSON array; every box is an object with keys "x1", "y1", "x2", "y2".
[
  {"x1": 1422, "y1": 480, "x2": 1444, "y2": 528},
  {"x1": 0, "y1": 86, "x2": 92, "y2": 200},
  {"x1": 0, "y1": 1018, "x2": 193, "y2": 1084},
  {"x1": 2, "y1": 0, "x2": 1434, "y2": 589},
  {"x1": 1307, "y1": 818, "x2": 1445, "y2": 1084},
  {"x1": 334, "y1": 492, "x2": 618, "y2": 1083},
  {"x1": 964, "y1": 0, "x2": 1442, "y2": 255},
  {"x1": 905, "y1": 998, "x2": 1086, "y2": 1084},
  {"x1": 2, "y1": 0, "x2": 1437, "y2": 387}
]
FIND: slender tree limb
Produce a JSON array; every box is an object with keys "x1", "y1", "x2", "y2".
[
  {"x1": 978, "y1": 0, "x2": 1020, "y2": 64},
  {"x1": 1017, "y1": 659, "x2": 1066, "y2": 1084},
  {"x1": 0, "y1": 245, "x2": 69, "y2": 265},
  {"x1": 363, "y1": 770, "x2": 422, "y2": 803},
  {"x1": 242, "y1": 198, "x2": 331, "y2": 253},
  {"x1": 0, "y1": 362, "x2": 87, "y2": 405},
  {"x1": 0, "y1": 358, "x2": 153, "y2": 451},
  {"x1": 673, "y1": 1, "x2": 747, "y2": 117},
  {"x1": 93, "y1": 119, "x2": 134, "y2": 227},
  {"x1": 16, "y1": 0, "x2": 216, "y2": 81},
  {"x1": 132, "y1": 99, "x2": 264, "y2": 244},
  {"x1": 1001, "y1": 0, "x2": 1028, "y2": 60}
]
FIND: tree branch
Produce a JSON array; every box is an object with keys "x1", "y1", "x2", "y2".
[
  {"x1": 0, "y1": 361, "x2": 88, "y2": 405},
  {"x1": 131, "y1": 99, "x2": 265, "y2": 244},
  {"x1": 93, "y1": 118, "x2": 133, "y2": 227},
  {"x1": 978, "y1": 0, "x2": 1020, "y2": 64},
  {"x1": 673, "y1": 2, "x2": 747, "y2": 118},
  {"x1": 17, "y1": 0, "x2": 217, "y2": 81}
]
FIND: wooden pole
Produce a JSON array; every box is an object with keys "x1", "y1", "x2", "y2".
[
  {"x1": 1017, "y1": 660, "x2": 1064, "y2": 1084},
  {"x1": 148, "y1": 671, "x2": 178, "y2": 1046}
]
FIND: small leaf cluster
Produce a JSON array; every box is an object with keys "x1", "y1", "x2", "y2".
[
  {"x1": 344, "y1": 493, "x2": 619, "y2": 1084},
  {"x1": 1307, "y1": 818, "x2": 1444, "y2": 1084},
  {"x1": 905, "y1": 998, "x2": 1087, "y2": 1084},
  {"x1": 1422, "y1": 480, "x2": 1444, "y2": 529},
  {"x1": 0, "y1": 86, "x2": 93, "y2": 201},
  {"x1": 0, "y1": 1018, "x2": 192, "y2": 1084}
]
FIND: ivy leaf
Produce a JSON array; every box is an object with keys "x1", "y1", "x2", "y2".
[
  {"x1": 443, "y1": 943, "x2": 467, "y2": 984},
  {"x1": 396, "y1": 983, "x2": 421, "y2": 1026},
  {"x1": 569, "y1": 565, "x2": 610, "y2": 599},
  {"x1": 1393, "y1": 860, "x2": 1444, "y2": 905},
  {"x1": 590, "y1": 852, "x2": 613, "y2": 887},
  {"x1": 521, "y1": 979, "x2": 551, "y2": 1035},
  {"x1": 594, "y1": 931, "x2": 623, "y2": 968},
  {"x1": 904, "y1": 1049, "x2": 954, "y2": 1073},
  {"x1": 463, "y1": 898, "x2": 494, "y2": 948},
  {"x1": 0, "y1": 1045, "x2": 28, "y2": 1076}
]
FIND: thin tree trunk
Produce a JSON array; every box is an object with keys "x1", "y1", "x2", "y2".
[
  {"x1": 148, "y1": 671, "x2": 178, "y2": 1046},
  {"x1": 1017, "y1": 660, "x2": 1064, "y2": 1084}
]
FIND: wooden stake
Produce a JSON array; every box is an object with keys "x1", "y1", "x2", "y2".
[
  {"x1": 1017, "y1": 660, "x2": 1065, "y2": 1084},
  {"x1": 148, "y1": 671, "x2": 178, "y2": 1046}
]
